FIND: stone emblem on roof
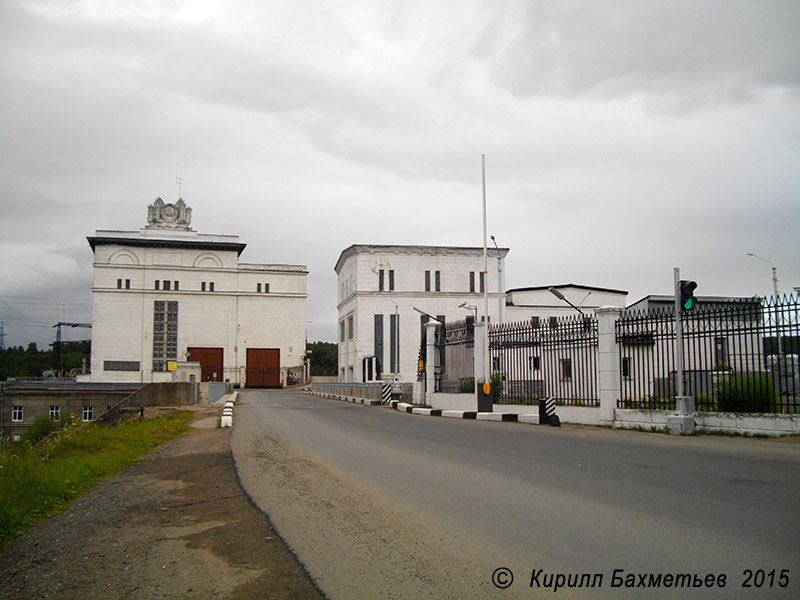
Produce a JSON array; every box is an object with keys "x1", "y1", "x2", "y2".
[{"x1": 146, "y1": 198, "x2": 193, "y2": 230}]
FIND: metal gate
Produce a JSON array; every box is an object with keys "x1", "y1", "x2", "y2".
[
  {"x1": 187, "y1": 347, "x2": 224, "y2": 382},
  {"x1": 246, "y1": 348, "x2": 281, "y2": 387}
]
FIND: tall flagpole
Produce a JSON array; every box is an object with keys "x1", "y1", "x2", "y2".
[{"x1": 481, "y1": 154, "x2": 490, "y2": 381}]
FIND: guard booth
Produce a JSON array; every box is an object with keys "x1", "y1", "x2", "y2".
[{"x1": 362, "y1": 355, "x2": 381, "y2": 382}]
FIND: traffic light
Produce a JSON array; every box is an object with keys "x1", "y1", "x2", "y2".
[{"x1": 679, "y1": 280, "x2": 698, "y2": 311}]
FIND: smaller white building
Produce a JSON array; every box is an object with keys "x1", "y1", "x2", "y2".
[
  {"x1": 505, "y1": 284, "x2": 628, "y2": 322},
  {"x1": 88, "y1": 198, "x2": 307, "y2": 386},
  {"x1": 335, "y1": 244, "x2": 508, "y2": 383}
]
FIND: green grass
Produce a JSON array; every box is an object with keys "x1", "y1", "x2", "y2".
[{"x1": 0, "y1": 410, "x2": 193, "y2": 547}]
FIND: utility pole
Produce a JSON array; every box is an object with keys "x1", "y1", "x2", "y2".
[{"x1": 0, "y1": 321, "x2": 5, "y2": 351}]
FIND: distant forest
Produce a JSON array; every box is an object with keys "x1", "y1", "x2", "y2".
[
  {"x1": 0, "y1": 341, "x2": 91, "y2": 380},
  {"x1": 307, "y1": 341, "x2": 337, "y2": 376}
]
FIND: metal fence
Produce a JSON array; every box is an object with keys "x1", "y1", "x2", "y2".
[
  {"x1": 616, "y1": 295, "x2": 799, "y2": 413},
  {"x1": 490, "y1": 315, "x2": 599, "y2": 406},
  {"x1": 434, "y1": 317, "x2": 475, "y2": 393}
]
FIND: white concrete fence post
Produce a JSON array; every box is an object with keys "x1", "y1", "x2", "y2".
[
  {"x1": 596, "y1": 306, "x2": 622, "y2": 427},
  {"x1": 425, "y1": 321, "x2": 438, "y2": 406}
]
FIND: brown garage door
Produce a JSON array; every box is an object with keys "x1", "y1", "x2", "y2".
[
  {"x1": 246, "y1": 348, "x2": 280, "y2": 388},
  {"x1": 187, "y1": 347, "x2": 224, "y2": 382}
]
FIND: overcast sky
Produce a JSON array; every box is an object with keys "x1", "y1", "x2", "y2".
[{"x1": 1, "y1": 0, "x2": 798, "y2": 349}]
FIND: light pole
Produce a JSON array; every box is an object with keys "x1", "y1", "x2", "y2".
[
  {"x1": 490, "y1": 235, "x2": 504, "y2": 324},
  {"x1": 458, "y1": 302, "x2": 478, "y2": 320},
  {"x1": 746, "y1": 253, "x2": 779, "y2": 298},
  {"x1": 480, "y1": 154, "x2": 490, "y2": 384}
]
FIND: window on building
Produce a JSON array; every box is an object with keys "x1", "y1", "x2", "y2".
[
  {"x1": 152, "y1": 300, "x2": 178, "y2": 372},
  {"x1": 257, "y1": 283, "x2": 261, "y2": 293},
  {"x1": 530, "y1": 356, "x2": 541, "y2": 371},
  {"x1": 435, "y1": 270, "x2": 441, "y2": 292},
  {"x1": 469, "y1": 271, "x2": 475, "y2": 293},
  {"x1": 155, "y1": 280, "x2": 160, "y2": 290},
  {"x1": 263, "y1": 283, "x2": 270, "y2": 293},
  {"x1": 339, "y1": 320, "x2": 345, "y2": 342},
  {"x1": 374, "y1": 314, "x2": 384, "y2": 376},
  {"x1": 425, "y1": 271, "x2": 431, "y2": 292},
  {"x1": 201, "y1": 281, "x2": 206, "y2": 291},
  {"x1": 479, "y1": 271, "x2": 485, "y2": 293},
  {"x1": 163, "y1": 280, "x2": 171, "y2": 291},
  {"x1": 379, "y1": 269, "x2": 385, "y2": 291},
  {"x1": 347, "y1": 315, "x2": 354, "y2": 339},
  {"x1": 714, "y1": 337, "x2": 729, "y2": 370},
  {"x1": 49, "y1": 405, "x2": 61, "y2": 421},
  {"x1": 549, "y1": 316, "x2": 559, "y2": 329},
  {"x1": 11, "y1": 405, "x2": 23, "y2": 422},
  {"x1": 125, "y1": 279, "x2": 130, "y2": 289},
  {"x1": 560, "y1": 358, "x2": 572, "y2": 381},
  {"x1": 82, "y1": 406, "x2": 94, "y2": 422},
  {"x1": 174, "y1": 281, "x2": 179, "y2": 291},
  {"x1": 531, "y1": 316, "x2": 541, "y2": 329},
  {"x1": 117, "y1": 279, "x2": 123, "y2": 289},
  {"x1": 209, "y1": 282, "x2": 215, "y2": 292},
  {"x1": 390, "y1": 313, "x2": 399, "y2": 372},
  {"x1": 388, "y1": 270, "x2": 395, "y2": 291}
]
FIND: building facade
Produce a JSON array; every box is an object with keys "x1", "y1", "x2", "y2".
[
  {"x1": 87, "y1": 198, "x2": 307, "y2": 386},
  {"x1": 335, "y1": 244, "x2": 509, "y2": 383}
]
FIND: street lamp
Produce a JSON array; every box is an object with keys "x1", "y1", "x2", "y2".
[
  {"x1": 548, "y1": 287, "x2": 585, "y2": 316},
  {"x1": 746, "y1": 253, "x2": 779, "y2": 298},
  {"x1": 458, "y1": 302, "x2": 478, "y2": 320}
]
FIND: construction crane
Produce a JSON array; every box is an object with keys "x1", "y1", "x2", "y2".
[{"x1": 53, "y1": 322, "x2": 92, "y2": 373}]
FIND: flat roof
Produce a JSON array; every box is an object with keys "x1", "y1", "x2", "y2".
[
  {"x1": 335, "y1": 243, "x2": 509, "y2": 273},
  {"x1": 507, "y1": 283, "x2": 629, "y2": 295}
]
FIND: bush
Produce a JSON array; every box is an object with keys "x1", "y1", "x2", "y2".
[
  {"x1": 717, "y1": 373, "x2": 776, "y2": 413},
  {"x1": 25, "y1": 414, "x2": 72, "y2": 445}
]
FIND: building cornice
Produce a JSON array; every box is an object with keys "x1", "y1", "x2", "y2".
[
  {"x1": 87, "y1": 236, "x2": 247, "y2": 256},
  {"x1": 334, "y1": 244, "x2": 510, "y2": 273}
]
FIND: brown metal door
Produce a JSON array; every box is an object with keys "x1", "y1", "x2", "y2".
[
  {"x1": 187, "y1": 347, "x2": 224, "y2": 382},
  {"x1": 246, "y1": 348, "x2": 280, "y2": 387}
]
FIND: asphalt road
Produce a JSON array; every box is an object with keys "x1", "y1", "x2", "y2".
[{"x1": 231, "y1": 389, "x2": 800, "y2": 599}]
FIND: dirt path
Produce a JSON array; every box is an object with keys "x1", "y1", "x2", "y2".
[{"x1": 0, "y1": 406, "x2": 325, "y2": 600}]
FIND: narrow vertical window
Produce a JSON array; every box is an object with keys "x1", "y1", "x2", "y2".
[
  {"x1": 201, "y1": 282, "x2": 206, "y2": 291},
  {"x1": 49, "y1": 405, "x2": 60, "y2": 421},
  {"x1": 425, "y1": 271, "x2": 431, "y2": 292},
  {"x1": 469, "y1": 272, "x2": 475, "y2": 293},
  {"x1": 155, "y1": 280, "x2": 160, "y2": 290},
  {"x1": 389, "y1": 270, "x2": 395, "y2": 291},
  {"x1": 379, "y1": 269, "x2": 385, "y2": 291},
  {"x1": 435, "y1": 270, "x2": 441, "y2": 292},
  {"x1": 117, "y1": 279, "x2": 122, "y2": 289},
  {"x1": 347, "y1": 315, "x2": 354, "y2": 339},
  {"x1": 479, "y1": 271, "x2": 485, "y2": 293},
  {"x1": 82, "y1": 406, "x2": 94, "y2": 422},
  {"x1": 390, "y1": 313, "x2": 399, "y2": 372},
  {"x1": 163, "y1": 280, "x2": 171, "y2": 291},
  {"x1": 125, "y1": 279, "x2": 130, "y2": 289},
  {"x1": 209, "y1": 282, "x2": 215, "y2": 292},
  {"x1": 153, "y1": 300, "x2": 178, "y2": 372},
  {"x1": 264, "y1": 283, "x2": 269, "y2": 293},
  {"x1": 560, "y1": 358, "x2": 572, "y2": 381},
  {"x1": 257, "y1": 283, "x2": 262, "y2": 293},
  {"x1": 374, "y1": 314, "x2": 384, "y2": 376},
  {"x1": 174, "y1": 281, "x2": 179, "y2": 291},
  {"x1": 11, "y1": 406, "x2": 23, "y2": 422}
]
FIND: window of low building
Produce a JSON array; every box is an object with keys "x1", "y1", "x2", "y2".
[
  {"x1": 49, "y1": 405, "x2": 61, "y2": 421},
  {"x1": 12, "y1": 405, "x2": 23, "y2": 422},
  {"x1": 82, "y1": 406, "x2": 94, "y2": 422}
]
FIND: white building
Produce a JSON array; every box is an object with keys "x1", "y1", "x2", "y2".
[
  {"x1": 87, "y1": 198, "x2": 307, "y2": 386},
  {"x1": 335, "y1": 244, "x2": 509, "y2": 383},
  {"x1": 505, "y1": 284, "x2": 628, "y2": 322}
]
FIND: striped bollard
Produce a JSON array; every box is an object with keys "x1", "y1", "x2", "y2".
[{"x1": 381, "y1": 383, "x2": 392, "y2": 404}]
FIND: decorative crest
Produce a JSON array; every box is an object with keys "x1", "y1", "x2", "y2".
[{"x1": 145, "y1": 198, "x2": 193, "y2": 230}]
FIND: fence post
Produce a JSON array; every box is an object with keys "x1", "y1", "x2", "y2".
[
  {"x1": 425, "y1": 321, "x2": 438, "y2": 406},
  {"x1": 596, "y1": 306, "x2": 622, "y2": 427}
]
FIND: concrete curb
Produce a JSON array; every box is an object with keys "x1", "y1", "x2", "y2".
[{"x1": 307, "y1": 390, "x2": 551, "y2": 428}]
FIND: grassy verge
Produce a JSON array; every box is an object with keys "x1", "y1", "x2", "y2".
[{"x1": 0, "y1": 410, "x2": 193, "y2": 547}]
